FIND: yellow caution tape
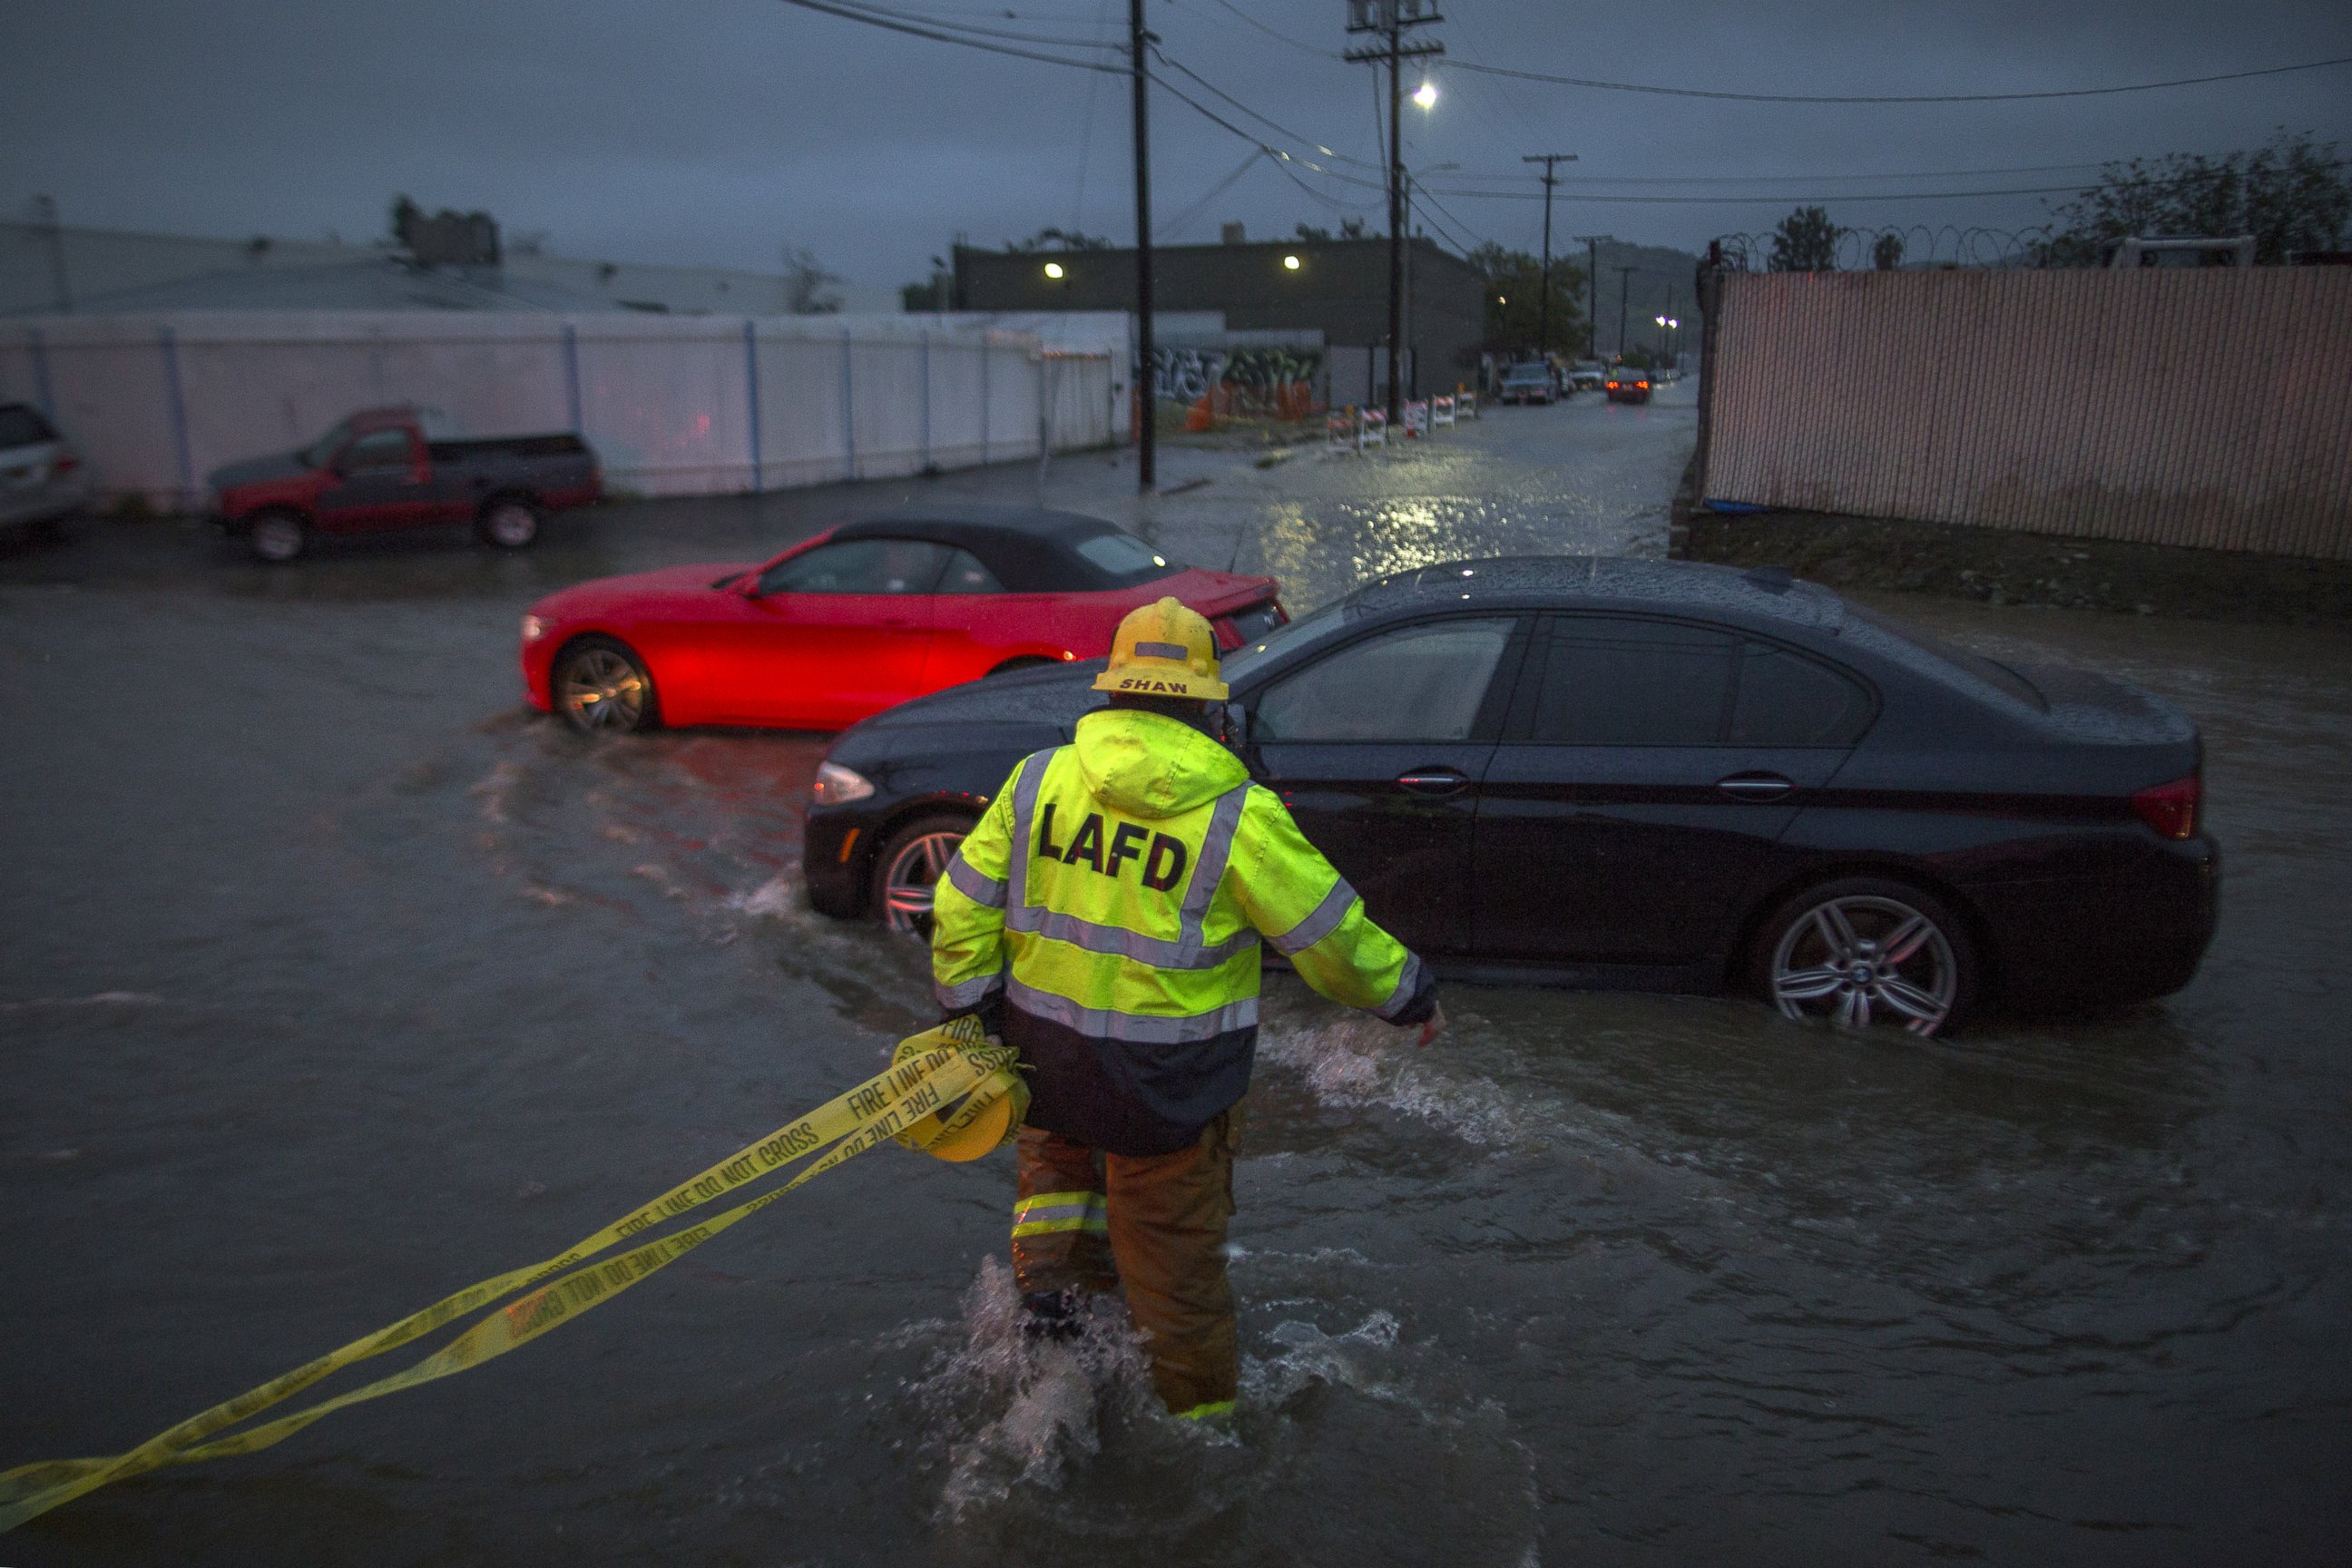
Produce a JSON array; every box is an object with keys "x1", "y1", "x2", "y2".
[{"x1": 0, "y1": 1017, "x2": 1022, "y2": 1534}]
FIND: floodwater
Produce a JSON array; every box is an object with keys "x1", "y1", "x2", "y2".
[{"x1": 5, "y1": 388, "x2": 2349, "y2": 1564}]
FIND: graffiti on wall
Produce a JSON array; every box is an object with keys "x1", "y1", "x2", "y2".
[{"x1": 1151, "y1": 344, "x2": 1326, "y2": 418}]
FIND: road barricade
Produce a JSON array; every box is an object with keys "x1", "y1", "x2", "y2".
[
  {"x1": 1456, "y1": 387, "x2": 1480, "y2": 419},
  {"x1": 1327, "y1": 408, "x2": 1357, "y2": 453},
  {"x1": 1433, "y1": 394, "x2": 1455, "y2": 428},
  {"x1": 1358, "y1": 407, "x2": 1387, "y2": 448},
  {"x1": 1403, "y1": 399, "x2": 1429, "y2": 438}
]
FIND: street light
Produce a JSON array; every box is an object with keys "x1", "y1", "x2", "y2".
[{"x1": 1413, "y1": 80, "x2": 1437, "y2": 109}]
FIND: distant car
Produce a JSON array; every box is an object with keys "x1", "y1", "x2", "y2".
[
  {"x1": 0, "y1": 402, "x2": 93, "y2": 547},
  {"x1": 803, "y1": 556, "x2": 2217, "y2": 1038},
  {"x1": 207, "y1": 406, "x2": 600, "y2": 563},
  {"x1": 1567, "y1": 367, "x2": 1605, "y2": 393},
  {"x1": 522, "y1": 505, "x2": 1285, "y2": 733},
  {"x1": 1604, "y1": 368, "x2": 1652, "y2": 405},
  {"x1": 1498, "y1": 363, "x2": 1556, "y2": 405}
]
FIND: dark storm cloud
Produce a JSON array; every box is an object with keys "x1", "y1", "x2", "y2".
[{"x1": 5, "y1": 0, "x2": 2348, "y2": 289}]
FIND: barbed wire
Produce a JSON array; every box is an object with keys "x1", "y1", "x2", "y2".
[{"x1": 1710, "y1": 224, "x2": 2069, "y2": 271}]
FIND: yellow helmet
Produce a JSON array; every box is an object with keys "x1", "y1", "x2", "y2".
[{"x1": 1093, "y1": 596, "x2": 1229, "y2": 701}]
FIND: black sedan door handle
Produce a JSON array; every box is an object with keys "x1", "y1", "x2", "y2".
[
  {"x1": 1717, "y1": 772, "x2": 1795, "y2": 800},
  {"x1": 1397, "y1": 769, "x2": 1471, "y2": 796}
]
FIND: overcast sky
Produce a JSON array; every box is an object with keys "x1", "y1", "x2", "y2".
[{"x1": 6, "y1": 0, "x2": 2349, "y2": 286}]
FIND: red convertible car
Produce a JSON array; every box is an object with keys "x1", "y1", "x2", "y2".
[{"x1": 521, "y1": 506, "x2": 1285, "y2": 731}]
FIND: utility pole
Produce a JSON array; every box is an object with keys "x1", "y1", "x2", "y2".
[
  {"x1": 1347, "y1": 1, "x2": 1443, "y2": 426},
  {"x1": 1573, "y1": 233, "x2": 1606, "y2": 358},
  {"x1": 1129, "y1": 0, "x2": 1156, "y2": 492},
  {"x1": 1616, "y1": 263, "x2": 1637, "y2": 361},
  {"x1": 1521, "y1": 153, "x2": 1575, "y2": 357},
  {"x1": 33, "y1": 194, "x2": 71, "y2": 312}
]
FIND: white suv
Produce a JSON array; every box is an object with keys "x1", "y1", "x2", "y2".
[{"x1": 0, "y1": 402, "x2": 93, "y2": 546}]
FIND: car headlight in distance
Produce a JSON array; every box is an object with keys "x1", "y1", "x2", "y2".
[
  {"x1": 812, "y1": 760, "x2": 875, "y2": 806},
  {"x1": 521, "y1": 614, "x2": 547, "y2": 642}
]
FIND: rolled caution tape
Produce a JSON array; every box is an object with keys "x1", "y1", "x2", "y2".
[
  {"x1": 892, "y1": 1032, "x2": 1028, "y2": 1161},
  {"x1": 0, "y1": 1016, "x2": 1022, "y2": 1534}
]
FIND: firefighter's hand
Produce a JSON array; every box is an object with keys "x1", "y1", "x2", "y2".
[{"x1": 1412, "y1": 1002, "x2": 1446, "y2": 1049}]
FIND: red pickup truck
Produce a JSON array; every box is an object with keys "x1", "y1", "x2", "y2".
[{"x1": 208, "y1": 406, "x2": 601, "y2": 562}]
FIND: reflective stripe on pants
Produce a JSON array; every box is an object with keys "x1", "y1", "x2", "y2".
[{"x1": 1010, "y1": 1109, "x2": 1241, "y2": 1416}]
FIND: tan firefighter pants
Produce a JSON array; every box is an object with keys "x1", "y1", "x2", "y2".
[{"x1": 1008, "y1": 1109, "x2": 1241, "y2": 1419}]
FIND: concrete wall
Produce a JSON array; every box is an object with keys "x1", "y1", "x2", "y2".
[
  {"x1": 956, "y1": 236, "x2": 1485, "y2": 386},
  {"x1": 1701, "y1": 267, "x2": 2352, "y2": 561},
  {"x1": 0, "y1": 310, "x2": 1122, "y2": 508}
]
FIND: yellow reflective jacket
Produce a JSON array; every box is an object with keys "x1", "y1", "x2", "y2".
[{"x1": 931, "y1": 707, "x2": 1434, "y2": 1152}]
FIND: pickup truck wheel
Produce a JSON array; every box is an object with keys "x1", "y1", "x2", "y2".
[
  {"x1": 553, "y1": 635, "x2": 660, "y2": 733},
  {"x1": 248, "y1": 510, "x2": 307, "y2": 564},
  {"x1": 478, "y1": 498, "x2": 542, "y2": 550}
]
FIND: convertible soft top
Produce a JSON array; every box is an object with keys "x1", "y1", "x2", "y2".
[{"x1": 833, "y1": 507, "x2": 1171, "y2": 593}]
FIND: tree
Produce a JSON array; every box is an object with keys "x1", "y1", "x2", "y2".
[
  {"x1": 1770, "y1": 206, "x2": 1841, "y2": 272},
  {"x1": 1294, "y1": 222, "x2": 1332, "y2": 241},
  {"x1": 1465, "y1": 241, "x2": 1587, "y2": 356},
  {"x1": 1004, "y1": 227, "x2": 1113, "y2": 253},
  {"x1": 2039, "y1": 131, "x2": 2350, "y2": 265},
  {"x1": 900, "y1": 254, "x2": 953, "y2": 312},
  {"x1": 1871, "y1": 232, "x2": 1906, "y2": 271},
  {"x1": 783, "y1": 248, "x2": 842, "y2": 314},
  {"x1": 387, "y1": 194, "x2": 422, "y2": 250}
]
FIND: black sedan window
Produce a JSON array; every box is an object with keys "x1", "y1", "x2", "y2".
[
  {"x1": 759, "y1": 539, "x2": 950, "y2": 596},
  {"x1": 1524, "y1": 619, "x2": 1737, "y2": 744},
  {"x1": 1254, "y1": 618, "x2": 1515, "y2": 742},
  {"x1": 1730, "y1": 642, "x2": 1873, "y2": 745}
]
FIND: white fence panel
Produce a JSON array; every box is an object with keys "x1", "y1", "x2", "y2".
[{"x1": 0, "y1": 309, "x2": 1122, "y2": 509}]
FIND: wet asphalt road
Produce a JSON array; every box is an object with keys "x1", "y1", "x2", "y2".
[{"x1": 5, "y1": 383, "x2": 2351, "y2": 1565}]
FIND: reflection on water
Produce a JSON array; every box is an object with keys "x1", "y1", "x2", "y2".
[{"x1": 6, "y1": 406, "x2": 2351, "y2": 1561}]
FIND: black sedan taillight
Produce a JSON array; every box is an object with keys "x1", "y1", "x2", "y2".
[{"x1": 2132, "y1": 774, "x2": 2201, "y2": 839}]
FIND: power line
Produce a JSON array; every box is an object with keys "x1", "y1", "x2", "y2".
[
  {"x1": 1449, "y1": 52, "x2": 2352, "y2": 105},
  {"x1": 1163, "y1": 148, "x2": 1267, "y2": 234},
  {"x1": 1431, "y1": 159, "x2": 2162, "y2": 189},
  {"x1": 1151, "y1": 54, "x2": 1384, "y2": 170},
  {"x1": 777, "y1": 0, "x2": 1122, "y2": 71},
  {"x1": 1197, "y1": 0, "x2": 1338, "y2": 59},
  {"x1": 794, "y1": 0, "x2": 1112, "y2": 48},
  {"x1": 1424, "y1": 156, "x2": 2352, "y2": 205},
  {"x1": 1145, "y1": 71, "x2": 1391, "y2": 192}
]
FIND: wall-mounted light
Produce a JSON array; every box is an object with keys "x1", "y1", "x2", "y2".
[
  {"x1": 1282, "y1": 254, "x2": 1301, "y2": 271},
  {"x1": 1044, "y1": 261, "x2": 1065, "y2": 279}
]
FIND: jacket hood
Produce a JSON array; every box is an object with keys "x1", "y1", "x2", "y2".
[{"x1": 1073, "y1": 709, "x2": 1246, "y2": 819}]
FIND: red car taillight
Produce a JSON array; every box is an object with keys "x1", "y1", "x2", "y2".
[
  {"x1": 53, "y1": 451, "x2": 79, "y2": 476},
  {"x1": 2132, "y1": 774, "x2": 2201, "y2": 839}
]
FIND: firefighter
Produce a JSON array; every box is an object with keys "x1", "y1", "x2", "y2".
[{"x1": 929, "y1": 596, "x2": 1443, "y2": 1421}]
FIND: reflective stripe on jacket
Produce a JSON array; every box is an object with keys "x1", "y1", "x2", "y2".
[{"x1": 931, "y1": 707, "x2": 1429, "y2": 1146}]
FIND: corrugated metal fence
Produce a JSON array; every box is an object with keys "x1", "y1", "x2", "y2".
[
  {"x1": 0, "y1": 310, "x2": 1122, "y2": 509},
  {"x1": 1701, "y1": 267, "x2": 2352, "y2": 560}
]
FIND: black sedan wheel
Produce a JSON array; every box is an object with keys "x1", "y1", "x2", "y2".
[
  {"x1": 553, "y1": 635, "x2": 659, "y2": 733},
  {"x1": 871, "y1": 813, "x2": 973, "y2": 938},
  {"x1": 1758, "y1": 877, "x2": 1975, "y2": 1037}
]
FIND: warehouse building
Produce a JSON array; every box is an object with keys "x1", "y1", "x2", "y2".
[{"x1": 953, "y1": 228, "x2": 1484, "y2": 399}]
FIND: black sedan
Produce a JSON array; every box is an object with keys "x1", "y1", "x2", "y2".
[{"x1": 803, "y1": 557, "x2": 2218, "y2": 1036}]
